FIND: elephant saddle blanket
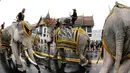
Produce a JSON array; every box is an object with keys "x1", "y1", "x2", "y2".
[
  {"x1": 56, "y1": 27, "x2": 86, "y2": 50},
  {"x1": 1, "y1": 29, "x2": 11, "y2": 48}
]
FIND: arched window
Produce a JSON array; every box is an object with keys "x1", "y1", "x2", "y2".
[
  {"x1": 41, "y1": 39, "x2": 43, "y2": 44},
  {"x1": 44, "y1": 28, "x2": 46, "y2": 33}
]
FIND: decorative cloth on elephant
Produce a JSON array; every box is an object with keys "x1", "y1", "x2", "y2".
[
  {"x1": 1, "y1": 29, "x2": 11, "y2": 47},
  {"x1": 55, "y1": 27, "x2": 87, "y2": 64},
  {"x1": 56, "y1": 27, "x2": 78, "y2": 49}
]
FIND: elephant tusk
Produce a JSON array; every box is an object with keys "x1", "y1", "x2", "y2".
[
  {"x1": 32, "y1": 50, "x2": 46, "y2": 59},
  {"x1": 24, "y1": 50, "x2": 37, "y2": 65}
]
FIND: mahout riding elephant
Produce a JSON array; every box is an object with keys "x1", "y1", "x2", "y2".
[
  {"x1": 99, "y1": 2, "x2": 130, "y2": 73},
  {"x1": 42, "y1": 18, "x2": 90, "y2": 73},
  {"x1": 0, "y1": 21, "x2": 44, "y2": 73}
]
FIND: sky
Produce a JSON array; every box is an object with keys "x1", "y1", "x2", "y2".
[{"x1": 0, "y1": 0, "x2": 130, "y2": 30}]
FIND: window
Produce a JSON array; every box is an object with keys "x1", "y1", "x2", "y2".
[
  {"x1": 41, "y1": 39, "x2": 43, "y2": 44},
  {"x1": 44, "y1": 28, "x2": 46, "y2": 33},
  {"x1": 86, "y1": 27, "x2": 92, "y2": 33},
  {"x1": 39, "y1": 26, "x2": 43, "y2": 34},
  {"x1": 43, "y1": 34, "x2": 46, "y2": 37},
  {"x1": 44, "y1": 40, "x2": 47, "y2": 43}
]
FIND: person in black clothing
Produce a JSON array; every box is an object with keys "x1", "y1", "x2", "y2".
[
  {"x1": 16, "y1": 8, "x2": 25, "y2": 22},
  {"x1": 63, "y1": 18, "x2": 71, "y2": 28},
  {"x1": 55, "y1": 19, "x2": 60, "y2": 29},
  {"x1": 71, "y1": 9, "x2": 77, "y2": 26},
  {"x1": 1, "y1": 22, "x2": 5, "y2": 29}
]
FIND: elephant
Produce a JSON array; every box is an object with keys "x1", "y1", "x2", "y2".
[
  {"x1": 99, "y1": 2, "x2": 130, "y2": 73},
  {"x1": 0, "y1": 21, "x2": 42, "y2": 72},
  {"x1": 42, "y1": 18, "x2": 90, "y2": 73}
]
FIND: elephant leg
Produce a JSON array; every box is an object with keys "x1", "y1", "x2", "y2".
[
  {"x1": 78, "y1": 34, "x2": 89, "y2": 66},
  {"x1": 53, "y1": 48, "x2": 59, "y2": 59},
  {"x1": 58, "y1": 48, "x2": 66, "y2": 72},
  {"x1": 78, "y1": 43, "x2": 88, "y2": 66},
  {"x1": 99, "y1": 50, "x2": 114, "y2": 73},
  {"x1": 11, "y1": 41, "x2": 25, "y2": 71},
  {"x1": 119, "y1": 59, "x2": 130, "y2": 73}
]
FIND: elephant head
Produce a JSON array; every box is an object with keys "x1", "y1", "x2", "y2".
[{"x1": 7, "y1": 21, "x2": 42, "y2": 72}]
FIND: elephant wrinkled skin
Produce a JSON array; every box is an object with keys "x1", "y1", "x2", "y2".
[{"x1": 99, "y1": 2, "x2": 130, "y2": 73}]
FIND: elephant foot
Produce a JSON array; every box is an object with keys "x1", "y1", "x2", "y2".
[
  {"x1": 17, "y1": 68, "x2": 26, "y2": 73},
  {"x1": 18, "y1": 70, "x2": 26, "y2": 73},
  {"x1": 80, "y1": 58, "x2": 88, "y2": 66},
  {"x1": 17, "y1": 67, "x2": 25, "y2": 72},
  {"x1": 99, "y1": 67, "x2": 109, "y2": 73},
  {"x1": 16, "y1": 64, "x2": 25, "y2": 73}
]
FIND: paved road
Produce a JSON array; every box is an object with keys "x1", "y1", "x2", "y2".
[
  {"x1": 0, "y1": 51, "x2": 124, "y2": 73},
  {"x1": 0, "y1": 51, "x2": 104, "y2": 73},
  {"x1": 0, "y1": 55, "x2": 103, "y2": 73}
]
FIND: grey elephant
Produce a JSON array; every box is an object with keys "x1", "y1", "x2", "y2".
[
  {"x1": 42, "y1": 18, "x2": 90, "y2": 73},
  {"x1": 0, "y1": 21, "x2": 42, "y2": 72},
  {"x1": 99, "y1": 2, "x2": 130, "y2": 73}
]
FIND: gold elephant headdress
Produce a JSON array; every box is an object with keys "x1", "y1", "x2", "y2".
[{"x1": 21, "y1": 21, "x2": 32, "y2": 36}]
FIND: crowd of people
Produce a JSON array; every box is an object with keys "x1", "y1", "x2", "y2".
[{"x1": 88, "y1": 40, "x2": 102, "y2": 52}]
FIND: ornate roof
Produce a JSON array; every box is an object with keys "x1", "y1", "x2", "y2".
[
  {"x1": 45, "y1": 11, "x2": 50, "y2": 20},
  {"x1": 58, "y1": 16, "x2": 94, "y2": 27},
  {"x1": 75, "y1": 16, "x2": 94, "y2": 27}
]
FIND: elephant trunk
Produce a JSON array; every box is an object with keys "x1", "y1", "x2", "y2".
[{"x1": 114, "y1": 40, "x2": 123, "y2": 73}]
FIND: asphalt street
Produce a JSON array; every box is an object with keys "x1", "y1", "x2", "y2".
[
  {"x1": 0, "y1": 51, "x2": 116, "y2": 73},
  {"x1": 0, "y1": 54, "x2": 103, "y2": 73}
]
